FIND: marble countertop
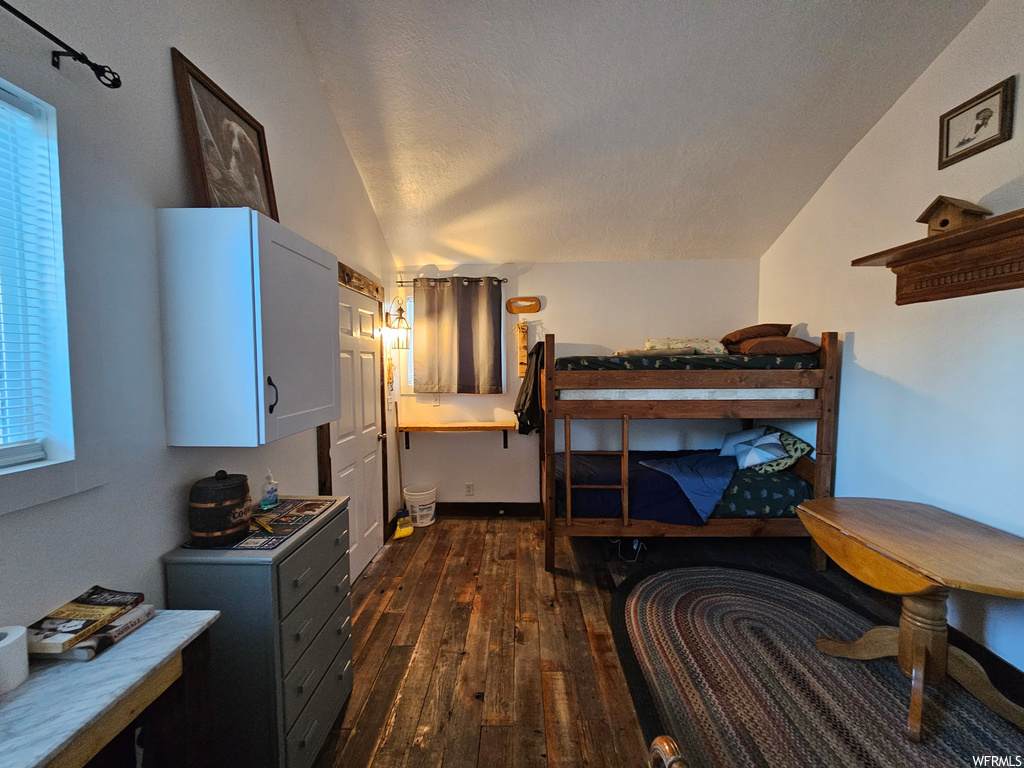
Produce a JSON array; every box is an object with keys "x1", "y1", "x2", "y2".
[{"x1": 0, "y1": 609, "x2": 219, "y2": 768}]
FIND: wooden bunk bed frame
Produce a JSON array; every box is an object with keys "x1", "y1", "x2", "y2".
[{"x1": 541, "y1": 332, "x2": 841, "y2": 572}]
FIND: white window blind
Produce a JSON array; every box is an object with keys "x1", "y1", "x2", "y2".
[{"x1": 0, "y1": 80, "x2": 72, "y2": 471}]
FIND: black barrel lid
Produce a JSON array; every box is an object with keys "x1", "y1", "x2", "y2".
[{"x1": 189, "y1": 469, "x2": 249, "y2": 503}]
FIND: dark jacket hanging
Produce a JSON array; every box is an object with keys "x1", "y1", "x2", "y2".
[{"x1": 514, "y1": 341, "x2": 545, "y2": 434}]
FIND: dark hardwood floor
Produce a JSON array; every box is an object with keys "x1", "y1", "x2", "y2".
[
  {"x1": 313, "y1": 517, "x2": 650, "y2": 768},
  {"x1": 310, "y1": 516, "x2": 1024, "y2": 768}
]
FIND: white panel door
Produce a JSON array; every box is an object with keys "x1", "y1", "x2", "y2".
[{"x1": 331, "y1": 287, "x2": 384, "y2": 579}]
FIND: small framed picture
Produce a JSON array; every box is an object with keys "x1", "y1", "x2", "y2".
[
  {"x1": 171, "y1": 48, "x2": 279, "y2": 220},
  {"x1": 938, "y1": 76, "x2": 1016, "y2": 169}
]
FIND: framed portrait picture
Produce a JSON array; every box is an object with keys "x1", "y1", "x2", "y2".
[
  {"x1": 171, "y1": 48, "x2": 279, "y2": 220},
  {"x1": 938, "y1": 76, "x2": 1016, "y2": 169}
]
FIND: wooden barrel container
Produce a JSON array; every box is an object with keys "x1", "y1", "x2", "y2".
[{"x1": 188, "y1": 470, "x2": 252, "y2": 548}]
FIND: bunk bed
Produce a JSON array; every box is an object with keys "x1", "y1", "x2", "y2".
[{"x1": 539, "y1": 332, "x2": 841, "y2": 572}]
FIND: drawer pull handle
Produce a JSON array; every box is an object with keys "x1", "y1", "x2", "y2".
[
  {"x1": 297, "y1": 668, "x2": 317, "y2": 695},
  {"x1": 336, "y1": 616, "x2": 351, "y2": 636},
  {"x1": 294, "y1": 618, "x2": 313, "y2": 643},
  {"x1": 339, "y1": 660, "x2": 352, "y2": 680},
  {"x1": 293, "y1": 567, "x2": 312, "y2": 589},
  {"x1": 334, "y1": 578, "x2": 346, "y2": 594},
  {"x1": 299, "y1": 720, "x2": 319, "y2": 750},
  {"x1": 334, "y1": 533, "x2": 346, "y2": 546}
]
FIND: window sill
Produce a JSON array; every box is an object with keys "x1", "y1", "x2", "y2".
[{"x1": 0, "y1": 457, "x2": 106, "y2": 517}]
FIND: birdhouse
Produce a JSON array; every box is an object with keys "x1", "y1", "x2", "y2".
[{"x1": 916, "y1": 196, "x2": 992, "y2": 237}]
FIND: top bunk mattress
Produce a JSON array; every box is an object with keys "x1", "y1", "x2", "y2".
[{"x1": 553, "y1": 353, "x2": 820, "y2": 371}]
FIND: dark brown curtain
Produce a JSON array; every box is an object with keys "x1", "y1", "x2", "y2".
[{"x1": 413, "y1": 277, "x2": 503, "y2": 394}]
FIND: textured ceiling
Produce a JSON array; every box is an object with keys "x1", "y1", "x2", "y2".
[{"x1": 290, "y1": 0, "x2": 985, "y2": 267}]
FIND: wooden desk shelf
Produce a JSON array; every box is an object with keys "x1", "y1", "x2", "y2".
[
  {"x1": 852, "y1": 207, "x2": 1024, "y2": 305},
  {"x1": 398, "y1": 422, "x2": 518, "y2": 449}
]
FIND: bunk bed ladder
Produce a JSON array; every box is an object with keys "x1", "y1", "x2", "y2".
[{"x1": 563, "y1": 414, "x2": 631, "y2": 528}]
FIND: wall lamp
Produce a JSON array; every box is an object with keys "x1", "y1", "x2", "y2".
[{"x1": 385, "y1": 297, "x2": 411, "y2": 350}]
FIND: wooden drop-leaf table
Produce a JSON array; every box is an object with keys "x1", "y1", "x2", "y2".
[{"x1": 796, "y1": 497, "x2": 1024, "y2": 742}]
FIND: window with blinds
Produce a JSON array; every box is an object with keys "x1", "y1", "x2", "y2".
[{"x1": 0, "y1": 79, "x2": 73, "y2": 471}]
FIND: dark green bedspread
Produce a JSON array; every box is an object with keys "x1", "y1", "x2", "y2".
[
  {"x1": 711, "y1": 468, "x2": 810, "y2": 519},
  {"x1": 554, "y1": 353, "x2": 819, "y2": 371}
]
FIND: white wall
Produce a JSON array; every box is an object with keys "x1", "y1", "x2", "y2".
[
  {"x1": 395, "y1": 259, "x2": 760, "y2": 504},
  {"x1": 0, "y1": 0, "x2": 392, "y2": 625},
  {"x1": 759, "y1": 0, "x2": 1024, "y2": 670}
]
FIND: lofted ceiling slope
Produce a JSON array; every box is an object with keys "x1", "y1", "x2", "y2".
[{"x1": 289, "y1": 0, "x2": 986, "y2": 267}]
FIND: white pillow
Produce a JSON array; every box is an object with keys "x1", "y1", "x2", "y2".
[
  {"x1": 719, "y1": 427, "x2": 768, "y2": 457},
  {"x1": 645, "y1": 337, "x2": 728, "y2": 355},
  {"x1": 735, "y1": 433, "x2": 789, "y2": 469}
]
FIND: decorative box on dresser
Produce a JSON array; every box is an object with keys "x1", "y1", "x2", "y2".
[{"x1": 162, "y1": 496, "x2": 352, "y2": 768}]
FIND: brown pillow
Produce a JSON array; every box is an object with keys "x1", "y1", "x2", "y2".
[
  {"x1": 720, "y1": 323, "x2": 792, "y2": 346},
  {"x1": 728, "y1": 336, "x2": 820, "y2": 355}
]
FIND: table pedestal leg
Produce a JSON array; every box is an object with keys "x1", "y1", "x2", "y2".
[
  {"x1": 947, "y1": 646, "x2": 1024, "y2": 731},
  {"x1": 907, "y1": 643, "x2": 927, "y2": 742},
  {"x1": 816, "y1": 625, "x2": 898, "y2": 660},
  {"x1": 897, "y1": 589, "x2": 948, "y2": 741}
]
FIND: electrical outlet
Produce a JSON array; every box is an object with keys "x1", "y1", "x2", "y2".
[{"x1": 464, "y1": 483, "x2": 474, "y2": 496}]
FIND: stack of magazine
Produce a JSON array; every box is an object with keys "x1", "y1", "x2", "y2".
[{"x1": 25, "y1": 585, "x2": 155, "y2": 661}]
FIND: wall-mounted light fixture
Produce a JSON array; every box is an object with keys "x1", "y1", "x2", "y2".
[{"x1": 385, "y1": 297, "x2": 411, "y2": 350}]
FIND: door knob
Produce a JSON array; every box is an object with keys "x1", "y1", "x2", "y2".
[{"x1": 377, "y1": 433, "x2": 386, "y2": 441}]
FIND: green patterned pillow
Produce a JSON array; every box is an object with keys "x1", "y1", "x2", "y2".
[{"x1": 750, "y1": 426, "x2": 813, "y2": 474}]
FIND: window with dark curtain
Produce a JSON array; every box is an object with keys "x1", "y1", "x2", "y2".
[{"x1": 412, "y1": 277, "x2": 503, "y2": 394}]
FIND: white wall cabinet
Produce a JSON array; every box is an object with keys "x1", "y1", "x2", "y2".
[{"x1": 158, "y1": 208, "x2": 341, "y2": 446}]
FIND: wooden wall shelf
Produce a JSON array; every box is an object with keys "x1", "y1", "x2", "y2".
[
  {"x1": 397, "y1": 421, "x2": 517, "y2": 449},
  {"x1": 852, "y1": 207, "x2": 1024, "y2": 305}
]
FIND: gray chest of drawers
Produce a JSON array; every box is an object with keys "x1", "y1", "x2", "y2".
[{"x1": 163, "y1": 496, "x2": 352, "y2": 768}]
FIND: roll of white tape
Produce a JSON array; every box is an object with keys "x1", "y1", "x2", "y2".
[{"x1": 0, "y1": 626, "x2": 29, "y2": 696}]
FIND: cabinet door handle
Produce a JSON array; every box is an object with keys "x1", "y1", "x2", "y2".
[
  {"x1": 297, "y1": 668, "x2": 317, "y2": 695},
  {"x1": 267, "y1": 376, "x2": 279, "y2": 414},
  {"x1": 337, "y1": 615, "x2": 351, "y2": 636},
  {"x1": 299, "y1": 720, "x2": 319, "y2": 749},
  {"x1": 294, "y1": 617, "x2": 312, "y2": 643},
  {"x1": 293, "y1": 567, "x2": 311, "y2": 589}
]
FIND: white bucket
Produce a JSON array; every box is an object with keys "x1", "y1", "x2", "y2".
[{"x1": 403, "y1": 485, "x2": 437, "y2": 527}]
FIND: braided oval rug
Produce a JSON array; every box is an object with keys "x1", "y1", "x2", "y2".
[{"x1": 625, "y1": 567, "x2": 1024, "y2": 768}]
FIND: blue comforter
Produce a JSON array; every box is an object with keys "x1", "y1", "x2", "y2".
[{"x1": 638, "y1": 452, "x2": 738, "y2": 522}]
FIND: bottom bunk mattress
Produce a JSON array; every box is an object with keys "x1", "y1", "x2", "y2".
[{"x1": 554, "y1": 450, "x2": 811, "y2": 526}]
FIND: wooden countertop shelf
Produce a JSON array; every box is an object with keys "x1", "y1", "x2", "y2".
[
  {"x1": 397, "y1": 421, "x2": 518, "y2": 449},
  {"x1": 852, "y1": 206, "x2": 1024, "y2": 305}
]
